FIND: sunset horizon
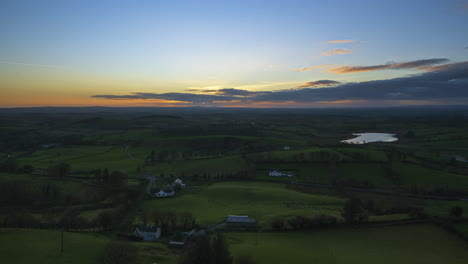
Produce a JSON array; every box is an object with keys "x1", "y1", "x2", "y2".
[{"x1": 2, "y1": 0, "x2": 468, "y2": 108}]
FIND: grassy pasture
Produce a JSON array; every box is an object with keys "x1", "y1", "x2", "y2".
[
  {"x1": 227, "y1": 224, "x2": 468, "y2": 264},
  {"x1": 0, "y1": 228, "x2": 178, "y2": 264},
  {"x1": 256, "y1": 162, "x2": 391, "y2": 186},
  {"x1": 145, "y1": 155, "x2": 248, "y2": 178},
  {"x1": 394, "y1": 162, "x2": 468, "y2": 189},
  {"x1": 0, "y1": 228, "x2": 108, "y2": 264},
  {"x1": 141, "y1": 181, "x2": 345, "y2": 227},
  {"x1": 19, "y1": 145, "x2": 142, "y2": 176}
]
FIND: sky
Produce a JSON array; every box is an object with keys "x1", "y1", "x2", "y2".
[{"x1": 1, "y1": 0, "x2": 468, "y2": 108}]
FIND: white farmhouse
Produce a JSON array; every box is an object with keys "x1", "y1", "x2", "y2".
[
  {"x1": 269, "y1": 169, "x2": 294, "y2": 177},
  {"x1": 172, "y1": 178, "x2": 186, "y2": 188},
  {"x1": 269, "y1": 169, "x2": 283, "y2": 177},
  {"x1": 134, "y1": 225, "x2": 161, "y2": 241},
  {"x1": 155, "y1": 185, "x2": 175, "y2": 198}
]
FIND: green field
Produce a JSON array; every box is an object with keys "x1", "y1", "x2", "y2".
[
  {"x1": 0, "y1": 229, "x2": 108, "y2": 264},
  {"x1": 227, "y1": 224, "x2": 468, "y2": 264},
  {"x1": 0, "y1": 229, "x2": 178, "y2": 264},
  {"x1": 141, "y1": 181, "x2": 345, "y2": 227},
  {"x1": 19, "y1": 145, "x2": 143, "y2": 176}
]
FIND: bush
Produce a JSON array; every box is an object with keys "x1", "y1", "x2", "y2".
[
  {"x1": 287, "y1": 215, "x2": 337, "y2": 230},
  {"x1": 450, "y1": 206, "x2": 463, "y2": 218},
  {"x1": 271, "y1": 217, "x2": 285, "y2": 230},
  {"x1": 342, "y1": 198, "x2": 368, "y2": 224}
]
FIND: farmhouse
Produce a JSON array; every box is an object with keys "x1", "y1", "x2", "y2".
[
  {"x1": 172, "y1": 178, "x2": 186, "y2": 188},
  {"x1": 226, "y1": 215, "x2": 256, "y2": 224},
  {"x1": 155, "y1": 185, "x2": 175, "y2": 198},
  {"x1": 455, "y1": 155, "x2": 467, "y2": 163},
  {"x1": 283, "y1": 145, "x2": 290, "y2": 150},
  {"x1": 134, "y1": 225, "x2": 161, "y2": 241},
  {"x1": 269, "y1": 169, "x2": 294, "y2": 177}
]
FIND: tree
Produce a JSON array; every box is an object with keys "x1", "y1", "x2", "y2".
[
  {"x1": 271, "y1": 217, "x2": 285, "y2": 230},
  {"x1": 450, "y1": 206, "x2": 463, "y2": 218},
  {"x1": 103, "y1": 168, "x2": 109, "y2": 183},
  {"x1": 48, "y1": 162, "x2": 71, "y2": 178},
  {"x1": 212, "y1": 233, "x2": 233, "y2": 264},
  {"x1": 342, "y1": 198, "x2": 368, "y2": 224},
  {"x1": 179, "y1": 235, "x2": 213, "y2": 264},
  {"x1": 97, "y1": 211, "x2": 113, "y2": 230},
  {"x1": 404, "y1": 130, "x2": 416, "y2": 138},
  {"x1": 22, "y1": 165, "x2": 34, "y2": 174}
]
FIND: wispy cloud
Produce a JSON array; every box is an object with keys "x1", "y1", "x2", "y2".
[
  {"x1": 327, "y1": 58, "x2": 449, "y2": 74},
  {"x1": 321, "y1": 48, "x2": 352, "y2": 56},
  {"x1": 293, "y1": 64, "x2": 332, "y2": 72},
  {"x1": 297, "y1": 80, "x2": 341, "y2": 88}
]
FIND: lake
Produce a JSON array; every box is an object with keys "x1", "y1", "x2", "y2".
[{"x1": 341, "y1": 133, "x2": 398, "y2": 144}]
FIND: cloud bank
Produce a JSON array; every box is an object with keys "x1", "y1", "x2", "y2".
[{"x1": 93, "y1": 61, "x2": 468, "y2": 107}]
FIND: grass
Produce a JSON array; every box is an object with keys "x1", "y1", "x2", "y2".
[
  {"x1": 145, "y1": 155, "x2": 248, "y2": 178},
  {"x1": 226, "y1": 224, "x2": 468, "y2": 264},
  {"x1": 0, "y1": 229, "x2": 179, "y2": 264},
  {"x1": 19, "y1": 145, "x2": 142, "y2": 176},
  {"x1": 0, "y1": 228, "x2": 108, "y2": 264},
  {"x1": 394, "y1": 162, "x2": 468, "y2": 189},
  {"x1": 141, "y1": 181, "x2": 346, "y2": 227},
  {"x1": 256, "y1": 162, "x2": 391, "y2": 186}
]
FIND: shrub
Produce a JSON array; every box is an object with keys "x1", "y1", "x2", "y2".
[{"x1": 450, "y1": 206, "x2": 463, "y2": 218}]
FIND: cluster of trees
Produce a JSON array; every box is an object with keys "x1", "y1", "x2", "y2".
[
  {"x1": 409, "y1": 184, "x2": 466, "y2": 197},
  {"x1": 385, "y1": 148, "x2": 408, "y2": 162},
  {"x1": 179, "y1": 233, "x2": 233, "y2": 264},
  {"x1": 94, "y1": 168, "x2": 128, "y2": 185},
  {"x1": 0, "y1": 158, "x2": 34, "y2": 174},
  {"x1": 272, "y1": 215, "x2": 337, "y2": 230},
  {"x1": 450, "y1": 206, "x2": 464, "y2": 218},
  {"x1": 342, "y1": 198, "x2": 368, "y2": 224},
  {"x1": 47, "y1": 162, "x2": 71, "y2": 178},
  {"x1": 141, "y1": 210, "x2": 195, "y2": 234},
  {"x1": 0, "y1": 181, "x2": 83, "y2": 206},
  {"x1": 382, "y1": 163, "x2": 402, "y2": 185}
]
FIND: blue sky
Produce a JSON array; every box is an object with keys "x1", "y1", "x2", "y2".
[{"x1": 1, "y1": 0, "x2": 468, "y2": 107}]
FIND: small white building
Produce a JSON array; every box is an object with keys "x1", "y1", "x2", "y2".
[
  {"x1": 155, "y1": 185, "x2": 175, "y2": 198},
  {"x1": 172, "y1": 178, "x2": 186, "y2": 188},
  {"x1": 269, "y1": 169, "x2": 294, "y2": 177},
  {"x1": 226, "y1": 215, "x2": 256, "y2": 224},
  {"x1": 134, "y1": 225, "x2": 161, "y2": 241},
  {"x1": 283, "y1": 145, "x2": 290, "y2": 150}
]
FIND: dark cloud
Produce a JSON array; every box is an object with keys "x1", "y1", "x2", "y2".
[
  {"x1": 328, "y1": 58, "x2": 449, "y2": 74},
  {"x1": 216, "y1": 88, "x2": 269, "y2": 96},
  {"x1": 465, "y1": 46, "x2": 468, "y2": 50},
  {"x1": 93, "y1": 61, "x2": 468, "y2": 105},
  {"x1": 256, "y1": 61, "x2": 468, "y2": 102},
  {"x1": 297, "y1": 80, "x2": 341, "y2": 88},
  {"x1": 92, "y1": 92, "x2": 236, "y2": 103}
]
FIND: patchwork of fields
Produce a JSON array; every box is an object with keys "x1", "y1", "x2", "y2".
[{"x1": 141, "y1": 181, "x2": 346, "y2": 226}]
